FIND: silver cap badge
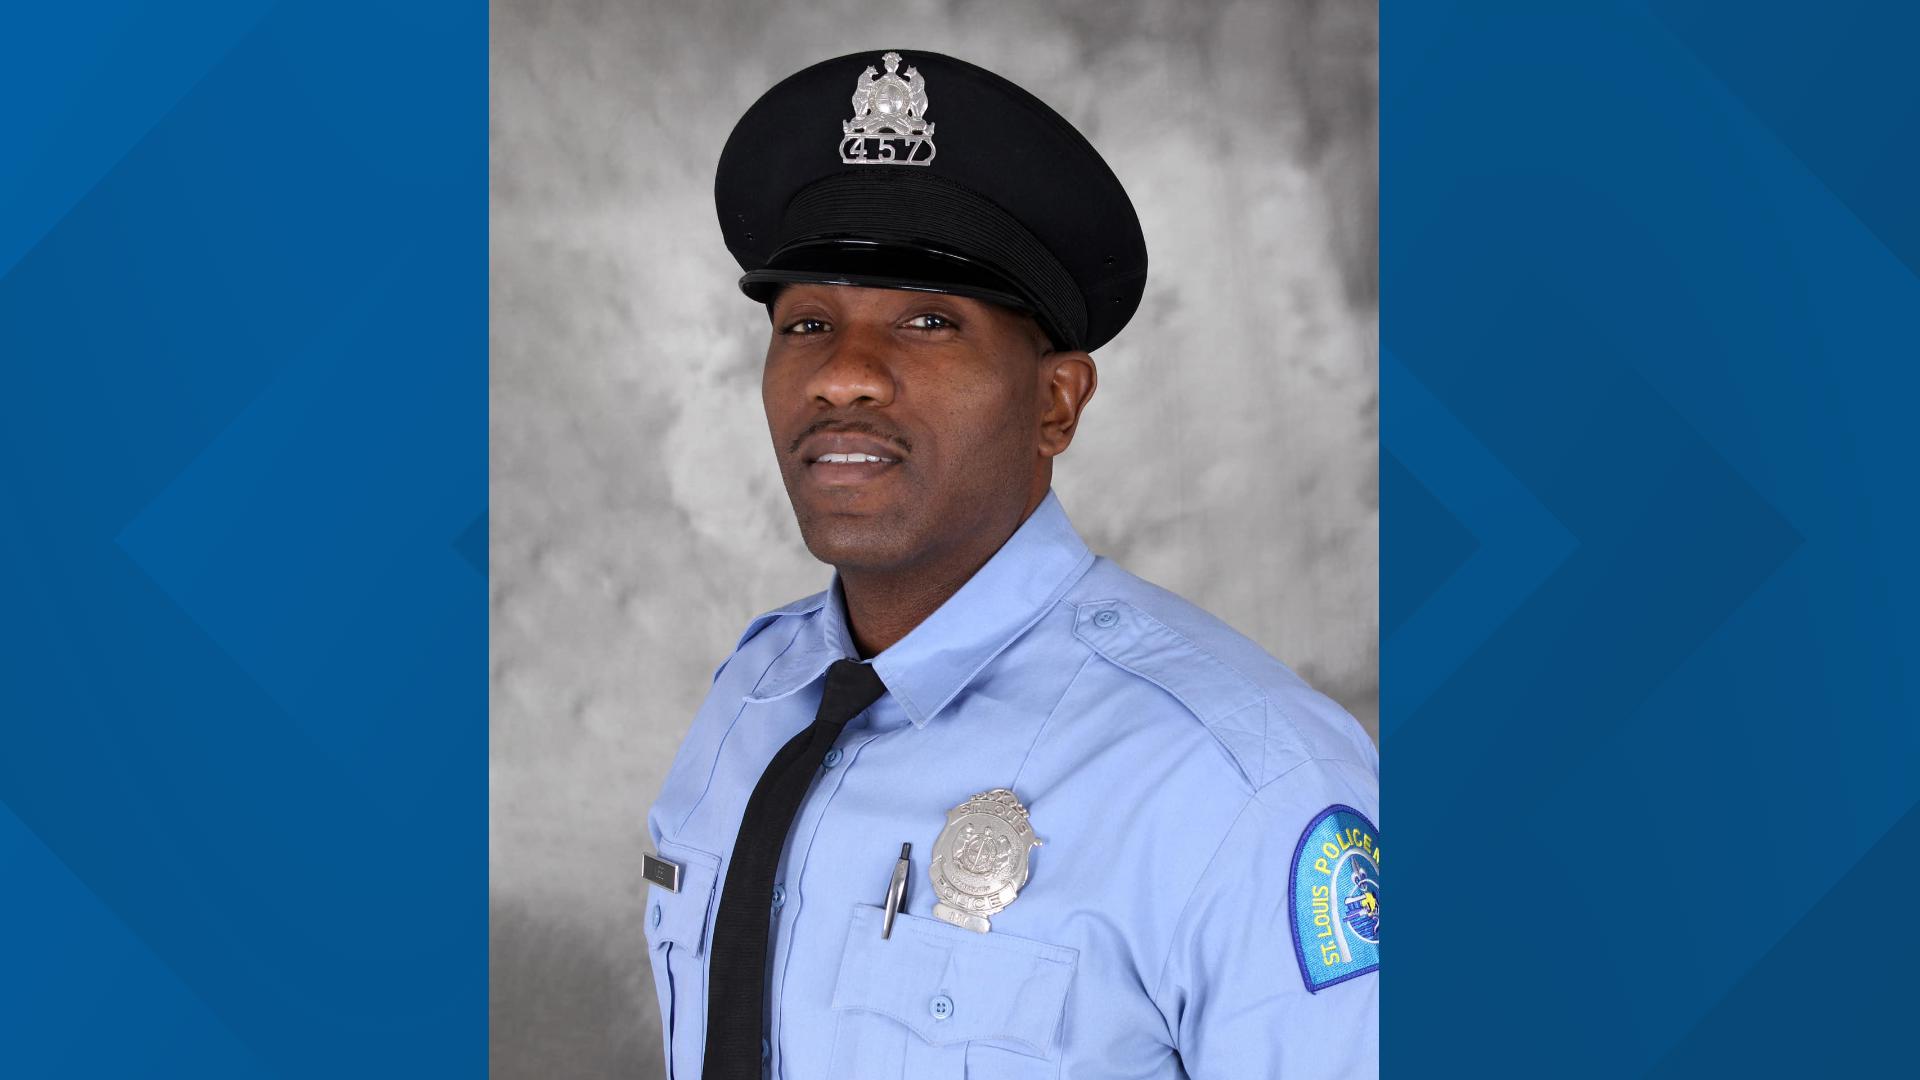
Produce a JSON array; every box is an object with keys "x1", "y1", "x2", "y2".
[
  {"x1": 929, "y1": 788, "x2": 1041, "y2": 933},
  {"x1": 840, "y1": 51, "x2": 936, "y2": 166}
]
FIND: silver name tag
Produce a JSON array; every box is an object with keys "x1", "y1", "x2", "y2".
[{"x1": 643, "y1": 853, "x2": 681, "y2": 892}]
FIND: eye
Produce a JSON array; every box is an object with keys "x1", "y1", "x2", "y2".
[
  {"x1": 903, "y1": 312, "x2": 955, "y2": 331},
  {"x1": 780, "y1": 317, "x2": 831, "y2": 335}
]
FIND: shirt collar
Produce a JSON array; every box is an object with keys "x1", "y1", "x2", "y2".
[{"x1": 746, "y1": 490, "x2": 1095, "y2": 726}]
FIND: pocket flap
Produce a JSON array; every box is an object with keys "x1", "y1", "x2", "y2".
[
  {"x1": 643, "y1": 841, "x2": 721, "y2": 958},
  {"x1": 829, "y1": 905, "x2": 1077, "y2": 1059}
]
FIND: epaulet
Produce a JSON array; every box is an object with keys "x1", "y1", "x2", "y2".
[
  {"x1": 1068, "y1": 562, "x2": 1368, "y2": 789},
  {"x1": 711, "y1": 590, "x2": 829, "y2": 683}
]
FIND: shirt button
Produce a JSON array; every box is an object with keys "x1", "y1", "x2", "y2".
[
  {"x1": 929, "y1": 994, "x2": 954, "y2": 1021},
  {"x1": 761, "y1": 1038, "x2": 770, "y2": 1061},
  {"x1": 771, "y1": 883, "x2": 786, "y2": 910},
  {"x1": 823, "y1": 747, "x2": 843, "y2": 768},
  {"x1": 649, "y1": 903, "x2": 661, "y2": 928},
  {"x1": 1093, "y1": 609, "x2": 1119, "y2": 628}
]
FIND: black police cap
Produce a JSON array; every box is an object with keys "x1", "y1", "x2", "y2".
[{"x1": 715, "y1": 49, "x2": 1148, "y2": 352}]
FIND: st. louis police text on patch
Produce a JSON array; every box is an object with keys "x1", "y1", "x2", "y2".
[{"x1": 1288, "y1": 805, "x2": 1380, "y2": 992}]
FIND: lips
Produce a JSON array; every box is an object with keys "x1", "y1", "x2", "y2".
[
  {"x1": 797, "y1": 429, "x2": 907, "y2": 487},
  {"x1": 798, "y1": 431, "x2": 907, "y2": 464}
]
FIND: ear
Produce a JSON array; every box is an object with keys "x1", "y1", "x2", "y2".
[{"x1": 1037, "y1": 350, "x2": 1097, "y2": 458}]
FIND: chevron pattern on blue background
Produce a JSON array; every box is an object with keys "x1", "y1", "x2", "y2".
[
  {"x1": 1388, "y1": 2, "x2": 1919, "y2": 1074},
  {"x1": 0, "y1": 3, "x2": 484, "y2": 1075}
]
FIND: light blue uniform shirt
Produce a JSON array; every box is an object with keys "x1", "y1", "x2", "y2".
[{"x1": 646, "y1": 492, "x2": 1379, "y2": 1079}]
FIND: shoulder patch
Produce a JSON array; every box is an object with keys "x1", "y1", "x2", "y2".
[{"x1": 1288, "y1": 805, "x2": 1380, "y2": 992}]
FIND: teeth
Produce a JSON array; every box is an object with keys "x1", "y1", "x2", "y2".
[{"x1": 816, "y1": 452, "x2": 894, "y2": 464}]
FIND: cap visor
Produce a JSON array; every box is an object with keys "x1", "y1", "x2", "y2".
[{"x1": 738, "y1": 239, "x2": 1040, "y2": 322}]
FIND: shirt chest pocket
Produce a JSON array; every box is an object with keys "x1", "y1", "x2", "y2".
[
  {"x1": 643, "y1": 841, "x2": 720, "y2": 1080},
  {"x1": 828, "y1": 904, "x2": 1078, "y2": 1080}
]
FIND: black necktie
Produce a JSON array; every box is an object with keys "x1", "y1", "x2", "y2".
[{"x1": 703, "y1": 658, "x2": 888, "y2": 1079}]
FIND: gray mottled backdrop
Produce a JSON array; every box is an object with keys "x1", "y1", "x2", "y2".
[{"x1": 490, "y1": 1, "x2": 1376, "y2": 1075}]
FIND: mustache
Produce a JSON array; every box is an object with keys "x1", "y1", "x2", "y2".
[{"x1": 787, "y1": 418, "x2": 914, "y2": 456}]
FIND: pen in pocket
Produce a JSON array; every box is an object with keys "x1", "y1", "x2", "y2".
[{"x1": 882, "y1": 842, "x2": 910, "y2": 939}]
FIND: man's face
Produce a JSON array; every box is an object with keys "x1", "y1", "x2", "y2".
[{"x1": 762, "y1": 284, "x2": 1081, "y2": 576}]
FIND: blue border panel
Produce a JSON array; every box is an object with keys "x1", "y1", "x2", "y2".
[
  {"x1": 1386, "y1": 2, "x2": 1919, "y2": 1075},
  {"x1": 0, "y1": 3, "x2": 484, "y2": 1076}
]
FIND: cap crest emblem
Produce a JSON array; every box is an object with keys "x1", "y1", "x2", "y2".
[{"x1": 840, "y1": 51, "x2": 936, "y2": 165}]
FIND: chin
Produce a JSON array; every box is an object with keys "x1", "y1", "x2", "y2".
[{"x1": 797, "y1": 516, "x2": 922, "y2": 572}]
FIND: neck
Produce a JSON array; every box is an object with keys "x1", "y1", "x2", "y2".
[
  {"x1": 837, "y1": 486, "x2": 1049, "y2": 657},
  {"x1": 838, "y1": 556, "x2": 987, "y2": 658}
]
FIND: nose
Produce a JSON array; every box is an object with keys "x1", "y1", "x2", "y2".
[{"x1": 804, "y1": 325, "x2": 896, "y2": 409}]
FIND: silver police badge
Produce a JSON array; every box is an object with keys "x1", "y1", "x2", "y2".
[
  {"x1": 929, "y1": 788, "x2": 1041, "y2": 933},
  {"x1": 840, "y1": 51, "x2": 936, "y2": 165}
]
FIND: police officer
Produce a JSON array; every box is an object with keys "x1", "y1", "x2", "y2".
[{"x1": 644, "y1": 49, "x2": 1378, "y2": 1079}]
